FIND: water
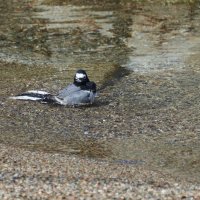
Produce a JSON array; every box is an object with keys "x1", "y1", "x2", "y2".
[{"x1": 1, "y1": 0, "x2": 200, "y2": 182}]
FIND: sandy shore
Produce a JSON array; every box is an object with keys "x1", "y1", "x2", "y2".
[
  {"x1": 1, "y1": 0, "x2": 200, "y2": 198},
  {"x1": 1, "y1": 143, "x2": 200, "y2": 200},
  {"x1": 1, "y1": 68, "x2": 200, "y2": 199}
]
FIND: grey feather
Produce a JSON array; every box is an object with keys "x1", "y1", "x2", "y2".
[{"x1": 57, "y1": 84, "x2": 95, "y2": 105}]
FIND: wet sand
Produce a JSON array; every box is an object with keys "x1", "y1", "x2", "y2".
[
  {"x1": 1, "y1": 65, "x2": 200, "y2": 199},
  {"x1": 1, "y1": 143, "x2": 200, "y2": 199},
  {"x1": 1, "y1": 0, "x2": 200, "y2": 198}
]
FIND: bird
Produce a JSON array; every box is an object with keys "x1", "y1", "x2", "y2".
[{"x1": 10, "y1": 69, "x2": 97, "y2": 106}]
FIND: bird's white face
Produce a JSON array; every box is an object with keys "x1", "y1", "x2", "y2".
[{"x1": 75, "y1": 72, "x2": 87, "y2": 83}]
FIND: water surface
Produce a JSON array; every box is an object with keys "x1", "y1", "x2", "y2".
[{"x1": 1, "y1": 0, "x2": 200, "y2": 183}]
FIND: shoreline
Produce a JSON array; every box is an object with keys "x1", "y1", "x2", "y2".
[
  {"x1": 1, "y1": 68, "x2": 200, "y2": 199},
  {"x1": 1, "y1": 143, "x2": 200, "y2": 199}
]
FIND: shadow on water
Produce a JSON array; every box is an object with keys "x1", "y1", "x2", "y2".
[
  {"x1": 1, "y1": 0, "x2": 200, "y2": 182},
  {"x1": 19, "y1": 138, "x2": 113, "y2": 159}
]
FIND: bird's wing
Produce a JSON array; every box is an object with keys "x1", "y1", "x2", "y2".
[
  {"x1": 61, "y1": 90, "x2": 93, "y2": 105},
  {"x1": 57, "y1": 84, "x2": 81, "y2": 99}
]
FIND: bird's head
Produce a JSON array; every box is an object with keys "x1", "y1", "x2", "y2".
[{"x1": 74, "y1": 69, "x2": 90, "y2": 85}]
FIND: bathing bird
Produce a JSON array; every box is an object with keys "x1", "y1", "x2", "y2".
[{"x1": 10, "y1": 69, "x2": 96, "y2": 106}]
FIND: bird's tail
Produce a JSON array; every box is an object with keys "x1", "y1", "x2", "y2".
[{"x1": 9, "y1": 90, "x2": 63, "y2": 104}]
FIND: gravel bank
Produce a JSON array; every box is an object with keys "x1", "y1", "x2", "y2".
[
  {"x1": 1, "y1": 143, "x2": 200, "y2": 200},
  {"x1": 1, "y1": 68, "x2": 200, "y2": 199}
]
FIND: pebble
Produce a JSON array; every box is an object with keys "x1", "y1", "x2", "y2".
[{"x1": 1, "y1": 144, "x2": 200, "y2": 199}]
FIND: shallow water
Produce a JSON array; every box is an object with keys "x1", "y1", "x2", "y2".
[{"x1": 1, "y1": 0, "x2": 200, "y2": 182}]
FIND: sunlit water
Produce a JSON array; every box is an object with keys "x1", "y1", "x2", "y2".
[{"x1": 1, "y1": 0, "x2": 200, "y2": 182}]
